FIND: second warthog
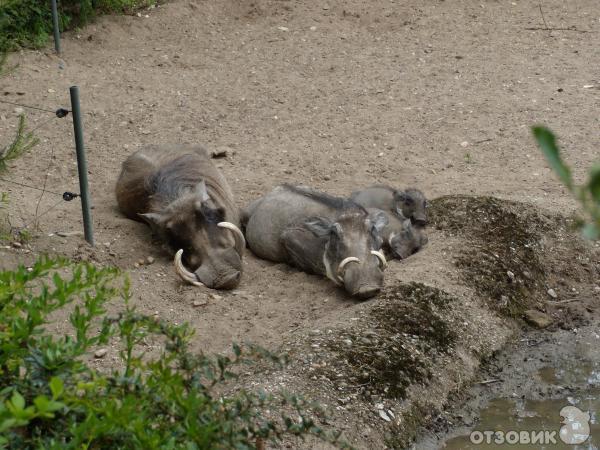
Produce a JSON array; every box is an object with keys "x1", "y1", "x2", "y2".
[
  {"x1": 116, "y1": 144, "x2": 245, "y2": 289},
  {"x1": 243, "y1": 185, "x2": 388, "y2": 299},
  {"x1": 350, "y1": 185, "x2": 428, "y2": 226}
]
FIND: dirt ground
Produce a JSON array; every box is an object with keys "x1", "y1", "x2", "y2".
[{"x1": 1, "y1": 0, "x2": 599, "y2": 448}]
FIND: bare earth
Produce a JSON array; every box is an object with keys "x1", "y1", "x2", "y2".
[{"x1": 1, "y1": 0, "x2": 599, "y2": 448}]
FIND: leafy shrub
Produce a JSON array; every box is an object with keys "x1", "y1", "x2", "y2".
[
  {"x1": 0, "y1": 0, "x2": 159, "y2": 52},
  {"x1": 0, "y1": 256, "x2": 344, "y2": 449},
  {"x1": 533, "y1": 127, "x2": 600, "y2": 239}
]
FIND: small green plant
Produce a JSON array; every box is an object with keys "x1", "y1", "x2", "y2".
[
  {"x1": 0, "y1": 114, "x2": 39, "y2": 173},
  {"x1": 533, "y1": 126, "x2": 600, "y2": 239},
  {"x1": 0, "y1": 256, "x2": 344, "y2": 449},
  {"x1": 464, "y1": 152, "x2": 473, "y2": 164}
]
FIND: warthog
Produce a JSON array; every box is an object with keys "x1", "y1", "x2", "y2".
[
  {"x1": 243, "y1": 184, "x2": 388, "y2": 299},
  {"x1": 350, "y1": 185, "x2": 428, "y2": 226},
  {"x1": 366, "y1": 208, "x2": 428, "y2": 260},
  {"x1": 116, "y1": 144, "x2": 245, "y2": 289}
]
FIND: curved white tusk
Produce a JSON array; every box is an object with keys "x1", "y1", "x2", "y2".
[
  {"x1": 174, "y1": 249, "x2": 205, "y2": 287},
  {"x1": 217, "y1": 222, "x2": 246, "y2": 256},
  {"x1": 336, "y1": 256, "x2": 360, "y2": 283},
  {"x1": 371, "y1": 250, "x2": 388, "y2": 269}
]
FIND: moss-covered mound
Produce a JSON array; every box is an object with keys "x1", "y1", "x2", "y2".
[
  {"x1": 318, "y1": 282, "x2": 457, "y2": 400},
  {"x1": 429, "y1": 195, "x2": 557, "y2": 316}
]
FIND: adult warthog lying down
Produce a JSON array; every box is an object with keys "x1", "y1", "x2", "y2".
[
  {"x1": 243, "y1": 184, "x2": 388, "y2": 299},
  {"x1": 116, "y1": 144, "x2": 244, "y2": 289},
  {"x1": 350, "y1": 185, "x2": 428, "y2": 226}
]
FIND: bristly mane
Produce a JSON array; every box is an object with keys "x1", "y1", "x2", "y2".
[
  {"x1": 146, "y1": 154, "x2": 205, "y2": 204},
  {"x1": 283, "y1": 184, "x2": 366, "y2": 213}
]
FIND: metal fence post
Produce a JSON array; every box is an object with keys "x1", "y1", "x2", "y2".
[
  {"x1": 51, "y1": 0, "x2": 61, "y2": 54},
  {"x1": 69, "y1": 86, "x2": 94, "y2": 246}
]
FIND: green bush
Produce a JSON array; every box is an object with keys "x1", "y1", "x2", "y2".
[
  {"x1": 0, "y1": 256, "x2": 344, "y2": 449},
  {"x1": 0, "y1": 0, "x2": 159, "y2": 52},
  {"x1": 533, "y1": 127, "x2": 600, "y2": 239}
]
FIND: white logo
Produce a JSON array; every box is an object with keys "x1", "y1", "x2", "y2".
[{"x1": 559, "y1": 405, "x2": 591, "y2": 445}]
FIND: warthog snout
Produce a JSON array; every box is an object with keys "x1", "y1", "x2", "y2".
[{"x1": 339, "y1": 253, "x2": 385, "y2": 299}]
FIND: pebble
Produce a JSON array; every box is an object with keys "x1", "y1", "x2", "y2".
[
  {"x1": 14, "y1": 107, "x2": 24, "y2": 114},
  {"x1": 524, "y1": 310, "x2": 553, "y2": 328},
  {"x1": 210, "y1": 293, "x2": 222, "y2": 301},
  {"x1": 277, "y1": 26, "x2": 289, "y2": 32},
  {"x1": 310, "y1": 26, "x2": 317, "y2": 31},
  {"x1": 378, "y1": 410, "x2": 391, "y2": 421},
  {"x1": 193, "y1": 300, "x2": 207, "y2": 307},
  {"x1": 547, "y1": 288, "x2": 558, "y2": 298},
  {"x1": 507, "y1": 270, "x2": 515, "y2": 281},
  {"x1": 11, "y1": 241, "x2": 22, "y2": 248},
  {"x1": 94, "y1": 348, "x2": 108, "y2": 358},
  {"x1": 146, "y1": 256, "x2": 155, "y2": 265},
  {"x1": 460, "y1": 141, "x2": 469, "y2": 147}
]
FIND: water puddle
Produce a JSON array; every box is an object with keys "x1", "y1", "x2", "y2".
[{"x1": 443, "y1": 364, "x2": 600, "y2": 449}]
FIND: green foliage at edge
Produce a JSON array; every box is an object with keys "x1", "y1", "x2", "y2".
[
  {"x1": 0, "y1": 257, "x2": 347, "y2": 449},
  {"x1": 533, "y1": 126, "x2": 600, "y2": 240}
]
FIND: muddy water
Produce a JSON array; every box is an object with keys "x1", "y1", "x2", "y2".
[{"x1": 443, "y1": 364, "x2": 600, "y2": 449}]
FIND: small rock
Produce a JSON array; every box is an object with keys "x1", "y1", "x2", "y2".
[
  {"x1": 146, "y1": 256, "x2": 155, "y2": 265},
  {"x1": 323, "y1": 175, "x2": 331, "y2": 181},
  {"x1": 94, "y1": 348, "x2": 108, "y2": 358},
  {"x1": 48, "y1": 88, "x2": 55, "y2": 93},
  {"x1": 138, "y1": 258, "x2": 145, "y2": 266},
  {"x1": 310, "y1": 26, "x2": 317, "y2": 31},
  {"x1": 342, "y1": 338, "x2": 352, "y2": 346},
  {"x1": 56, "y1": 230, "x2": 84, "y2": 237},
  {"x1": 460, "y1": 141, "x2": 469, "y2": 147},
  {"x1": 14, "y1": 107, "x2": 24, "y2": 114},
  {"x1": 378, "y1": 410, "x2": 391, "y2": 421},
  {"x1": 210, "y1": 147, "x2": 230, "y2": 158},
  {"x1": 277, "y1": 26, "x2": 289, "y2": 32},
  {"x1": 524, "y1": 310, "x2": 552, "y2": 329},
  {"x1": 547, "y1": 288, "x2": 558, "y2": 298},
  {"x1": 193, "y1": 300, "x2": 207, "y2": 307},
  {"x1": 11, "y1": 241, "x2": 22, "y2": 248},
  {"x1": 210, "y1": 293, "x2": 222, "y2": 301}
]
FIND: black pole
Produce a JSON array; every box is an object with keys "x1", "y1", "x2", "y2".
[
  {"x1": 51, "y1": 0, "x2": 61, "y2": 54},
  {"x1": 69, "y1": 86, "x2": 94, "y2": 246}
]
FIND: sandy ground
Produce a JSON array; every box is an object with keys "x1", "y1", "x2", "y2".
[{"x1": 1, "y1": 0, "x2": 599, "y2": 447}]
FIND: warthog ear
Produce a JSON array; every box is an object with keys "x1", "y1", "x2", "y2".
[
  {"x1": 304, "y1": 216, "x2": 334, "y2": 237},
  {"x1": 368, "y1": 210, "x2": 388, "y2": 234}
]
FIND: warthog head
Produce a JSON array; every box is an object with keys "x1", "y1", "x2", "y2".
[
  {"x1": 394, "y1": 188, "x2": 428, "y2": 226},
  {"x1": 389, "y1": 218, "x2": 429, "y2": 259},
  {"x1": 141, "y1": 182, "x2": 245, "y2": 289},
  {"x1": 304, "y1": 210, "x2": 388, "y2": 299}
]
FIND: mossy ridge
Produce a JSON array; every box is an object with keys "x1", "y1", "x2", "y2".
[
  {"x1": 429, "y1": 195, "x2": 554, "y2": 317},
  {"x1": 318, "y1": 282, "x2": 458, "y2": 400}
]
